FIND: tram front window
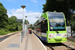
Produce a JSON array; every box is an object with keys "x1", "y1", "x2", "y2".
[{"x1": 48, "y1": 12, "x2": 65, "y2": 31}]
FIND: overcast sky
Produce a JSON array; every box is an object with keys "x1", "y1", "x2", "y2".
[{"x1": 0, "y1": 0, "x2": 45, "y2": 24}]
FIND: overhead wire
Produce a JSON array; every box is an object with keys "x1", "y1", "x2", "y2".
[
  {"x1": 36, "y1": 0, "x2": 44, "y2": 18},
  {"x1": 31, "y1": 0, "x2": 44, "y2": 24},
  {"x1": 7, "y1": 10, "x2": 15, "y2": 16},
  {"x1": 36, "y1": 0, "x2": 45, "y2": 18},
  {"x1": 31, "y1": 9, "x2": 43, "y2": 24}
]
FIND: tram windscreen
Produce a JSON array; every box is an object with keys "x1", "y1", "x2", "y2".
[{"x1": 48, "y1": 12, "x2": 65, "y2": 31}]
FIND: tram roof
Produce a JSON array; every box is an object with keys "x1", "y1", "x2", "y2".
[
  {"x1": 41, "y1": 11, "x2": 64, "y2": 19},
  {"x1": 41, "y1": 12, "x2": 48, "y2": 19}
]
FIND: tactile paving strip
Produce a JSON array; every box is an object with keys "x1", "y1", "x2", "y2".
[{"x1": 7, "y1": 44, "x2": 19, "y2": 47}]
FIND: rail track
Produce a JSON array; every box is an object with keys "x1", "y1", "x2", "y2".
[
  {"x1": 42, "y1": 41, "x2": 75, "y2": 50},
  {"x1": 33, "y1": 31, "x2": 75, "y2": 50},
  {"x1": 0, "y1": 31, "x2": 20, "y2": 42}
]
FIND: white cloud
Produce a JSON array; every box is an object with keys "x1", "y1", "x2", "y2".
[
  {"x1": 7, "y1": 8, "x2": 41, "y2": 24},
  {"x1": 31, "y1": 0, "x2": 38, "y2": 3}
]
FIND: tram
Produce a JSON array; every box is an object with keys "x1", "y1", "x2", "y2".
[{"x1": 34, "y1": 11, "x2": 67, "y2": 43}]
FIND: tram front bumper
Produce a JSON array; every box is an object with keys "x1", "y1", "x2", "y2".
[{"x1": 47, "y1": 37, "x2": 67, "y2": 43}]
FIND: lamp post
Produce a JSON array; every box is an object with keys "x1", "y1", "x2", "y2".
[
  {"x1": 25, "y1": 16, "x2": 27, "y2": 18},
  {"x1": 21, "y1": 5, "x2": 26, "y2": 33},
  {"x1": 25, "y1": 16, "x2": 27, "y2": 35},
  {"x1": 25, "y1": 16, "x2": 27, "y2": 25}
]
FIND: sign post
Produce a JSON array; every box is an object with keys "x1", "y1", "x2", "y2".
[{"x1": 66, "y1": 26, "x2": 71, "y2": 37}]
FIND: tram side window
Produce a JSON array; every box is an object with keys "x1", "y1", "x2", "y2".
[
  {"x1": 41, "y1": 20, "x2": 48, "y2": 33},
  {"x1": 36, "y1": 24, "x2": 41, "y2": 32}
]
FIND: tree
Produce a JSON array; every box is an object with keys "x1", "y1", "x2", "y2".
[
  {"x1": 28, "y1": 24, "x2": 34, "y2": 29},
  {"x1": 6, "y1": 16, "x2": 18, "y2": 31},
  {"x1": 30, "y1": 24, "x2": 32, "y2": 27},
  {"x1": 25, "y1": 20, "x2": 29, "y2": 24},
  {"x1": 8, "y1": 16, "x2": 17, "y2": 24},
  {"x1": 43, "y1": 0, "x2": 75, "y2": 20},
  {"x1": 0, "y1": 3, "x2": 8, "y2": 28}
]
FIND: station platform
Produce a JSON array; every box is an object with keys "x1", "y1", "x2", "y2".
[{"x1": 0, "y1": 32, "x2": 46, "y2": 50}]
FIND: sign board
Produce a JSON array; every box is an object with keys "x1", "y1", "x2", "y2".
[
  {"x1": 66, "y1": 26, "x2": 71, "y2": 37},
  {"x1": 72, "y1": 31, "x2": 75, "y2": 37},
  {"x1": 23, "y1": 19, "x2": 25, "y2": 22}
]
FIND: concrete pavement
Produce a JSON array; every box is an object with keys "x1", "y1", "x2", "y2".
[{"x1": 0, "y1": 32, "x2": 46, "y2": 50}]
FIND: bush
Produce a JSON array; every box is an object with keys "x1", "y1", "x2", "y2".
[{"x1": 0, "y1": 28, "x2": 9, "y2": 35}]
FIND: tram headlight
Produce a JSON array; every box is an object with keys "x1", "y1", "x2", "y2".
[
  {"x1": 49, "y1": 34, "x2": 52, "y2": 38},
  {"x1": 63, "y1": 34, "x2": 66, "y2": 37},
  {"x1": 49, "y1": 38, "x2": 50, "y2": 40},
  {"x1": 64, "y1": 34, "x2": 66, "y2": 36},
  {"x1": 49, "y1": 34, "x2": 51, "y2": 37},
  {"x1": 49, "y1": 34, "x2": 54, "y2": 38}
]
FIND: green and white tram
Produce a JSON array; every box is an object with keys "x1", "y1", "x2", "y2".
[{"x1": 34, "y1": 11, "x2": 67, "y2": 43}]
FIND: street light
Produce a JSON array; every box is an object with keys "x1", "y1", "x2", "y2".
[
  {"x1": 21, "y1": 5, "x2": 26, "y2": 38},
  {"x1": 21, "y1": 5, "x2": 26, "y2": 31},
  {"x1": 21, "y1": 5, "x2": 26, "y2": 9},
  {"x1": 25, "y1": 16, "x2": 27, "y2": 18},
  {"x1": 25, "y1": 16, "x2": 27, "y2": 24},
  {"x1": 25, "y1": 16, "x2": 28, "y2": 35}
]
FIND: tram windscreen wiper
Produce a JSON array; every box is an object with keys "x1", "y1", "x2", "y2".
[
  {"x1": 56, "y1": 26, "x2": 59, "y2": 34},
  {"x1": 56, "y1": 23, "x2": 60, "y2": 32}
]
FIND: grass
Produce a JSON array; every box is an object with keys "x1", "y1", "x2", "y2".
[
  {"x1": 0, "y1": 28, "x2": 20, "y2": 35},
  {"x1": 68, "y1": 39, "x2": 75, "y2": 46},
  {"x1": 71, "y1": 42, "x2": 75, "y2": 46}
]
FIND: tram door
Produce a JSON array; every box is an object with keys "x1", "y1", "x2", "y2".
[{"x1": 41, "y1": 20, "x2": 48, "y2": 36}]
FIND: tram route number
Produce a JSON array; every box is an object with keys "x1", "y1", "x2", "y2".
[{"x1": 57, "y1": 34, "x2": 61, "y2": 36}]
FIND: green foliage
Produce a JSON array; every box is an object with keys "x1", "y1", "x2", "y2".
[
  {"x1": 6, "y1": 16, "x2": 19, "y2": 31},
  {"x1": 0, "y1": 3, "x2": 29, "y2": 35},
  {"x1": 43, "y1": 0, "x2": 75, "y2": 20},
  {"x1": 8, "y1": 16, "x2": 17, "y2": 24},
  {"x1": 0, "y1": 2, "x2": 8, "y2": 28},
  {"x1": 25, "y1": 20, "x2": 29, "y2": 24},
  {"x1": 30, "y1": 24, "x2": 32, "y2": 27},
  {"x1": 68, "y1": 16, "x2": 75, "y2": 31},
  {"x1": 0, "y1": 15, "x2": 22, "y2": 35},
  {"x1": 28, "y1": 24, "x2": 34, "y2": 29},
  {"x1": 19, "y1": 25, "x2": 22, "y2": 31},
  {"x1": 0, "y1": 28, "x2": 9, "y2": 35}
]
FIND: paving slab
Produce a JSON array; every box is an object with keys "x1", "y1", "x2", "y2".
[
  {"x1": 0, "y1": 32, "x2": 20, "y2": 50},
  {"x1": 25, "y1": 33, "x2": 46, "y2": 50},
  {"x1": 0, "y1": 32, "x2": 46, "y2": 50}
]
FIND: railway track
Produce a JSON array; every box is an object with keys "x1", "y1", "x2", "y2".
[
  {"x1": 0, "y1": 31, "x2": 20, "y2": 42},
  {"x1": 43, "y1": 42, "x2": 75, "y2": 50},
  {"x1": 33, "y1": 31, "x2": 75, "y2": 50}
]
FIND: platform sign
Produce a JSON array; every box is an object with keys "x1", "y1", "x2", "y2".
[
  {"x1": 66, "y1": 26, "x2": 71, "y2": 37},
  {"x1": 23, "y1": 19, "x2": 25, "y2": 22}
]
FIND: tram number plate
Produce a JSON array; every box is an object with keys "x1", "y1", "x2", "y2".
[{"x1": 57, "y1": 34, "x2": 61, "y2": 36}]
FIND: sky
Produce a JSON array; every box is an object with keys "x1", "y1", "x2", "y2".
[{"x1": 0, "y1": 0, "x2": 46, "y2": 24}]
